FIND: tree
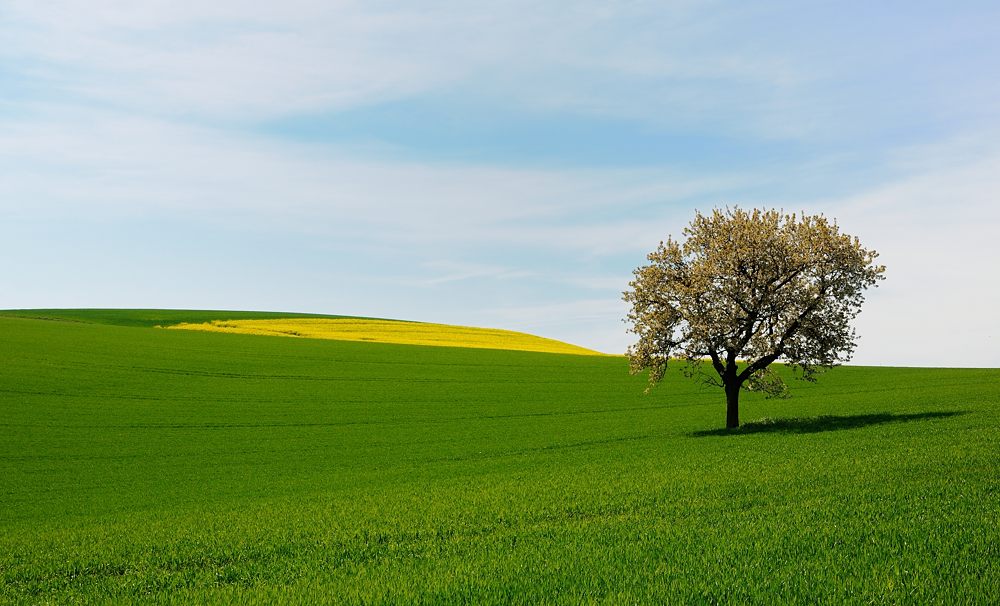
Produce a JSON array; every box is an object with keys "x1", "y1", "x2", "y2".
[{"x1": 623, "y1": 207, "x2": 885, "y2": 429}]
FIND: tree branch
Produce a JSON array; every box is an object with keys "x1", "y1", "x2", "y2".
[
  {"x1": 770, "y1": 265, "x2": 807, "y2": 292},
  {"x1": 733, "y1": 310, "x2": 759, "y2": 353},
  {"x1": 737, "y1": 286, "x2": 828, "y2": 383},
  {"x1": 708, "y1": 349, "x2": 726, "y2": 378}
]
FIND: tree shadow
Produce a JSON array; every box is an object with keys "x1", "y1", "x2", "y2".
[{"x1": 689, "y1": 410, "x2": 968, "y2": 437}]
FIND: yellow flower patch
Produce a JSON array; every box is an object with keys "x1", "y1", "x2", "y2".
[{"x1": 165, "y1": 318, "x2": 604, "y2": 356}]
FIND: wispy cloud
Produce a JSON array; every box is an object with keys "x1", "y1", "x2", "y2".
[
  {"x1": 0, "y1": 105, "x2": 749, "y2": 253},
  {"x1": 2, "y1": 0, "x2": 929, "y2": 140},
  {"x1": 408, "y1": 261, "x2": 535, "y2": 286},
  {"x1": 804, "y1": 137, "x2": 1000, "y2": 367},
  {"x1": 2, "y1": 1, "x2": 999, "y2": 366},
  {"x1": 475, "y1": 298, "x2": 630, "y2": 354}
]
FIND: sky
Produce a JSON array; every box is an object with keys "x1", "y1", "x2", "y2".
[{"x1": 2, "y1": 1, "x2": 999, "y2": 366}]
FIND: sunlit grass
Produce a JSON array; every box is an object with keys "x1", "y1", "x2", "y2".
[
  {"x1": 164, "y1": 318, "x2": 604, "y2": 355},
  {"x1": 2, "y1": 310, "x2": 998, "y2": 603}
]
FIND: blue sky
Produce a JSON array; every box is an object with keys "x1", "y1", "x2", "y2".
[{"x1": 2, "y1": 1, "x2": 999, "y2": 366}]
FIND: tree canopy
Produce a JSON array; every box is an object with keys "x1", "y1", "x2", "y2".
[{"x1": 624, "y1": 208, "x2": 886, "y2": 428}]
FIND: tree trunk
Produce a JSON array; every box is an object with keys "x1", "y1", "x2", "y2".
[{"x1": 725, "y1": 382, "x2": 740, "y2": 429}]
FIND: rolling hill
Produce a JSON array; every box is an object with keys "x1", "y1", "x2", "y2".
[{"x1": 1, "y1": 309, "x2": 997, "y2": 603}]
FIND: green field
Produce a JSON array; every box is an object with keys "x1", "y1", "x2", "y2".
[{"x1": 1, "y1": 310, "x2": 998, "y2": 603}]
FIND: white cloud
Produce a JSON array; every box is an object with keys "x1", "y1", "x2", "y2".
[
  {"x1": 474, "y1": 297, "x2": 630, "y2": 354},
  {"x1": 0, "y1": 106, "x2": 739, "y2": 253},
  {"x1": 0, "y1": 0, "x2": 820, "y2": 136},
  {"x1": 407, "y1": 261, "x2": 535, "y2": 286},
  {"x1": 804, "y1": 140, "x2": 1000, "y2": 367},
  {"x1": 4, "y1": 102, "x2": 999, "y2": 365},
  {"x1": 3, "y1": 1, "x2": 468, "y2": 117},
  {"x1": 3, "y1": 2, "x2": 999, "y2": 368}
]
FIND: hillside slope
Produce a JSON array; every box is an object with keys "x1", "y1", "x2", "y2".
[
  {"x1": 166, "y1": 317, "x2": 603, "y2": 355},
  {"x1": 0, "y1": 309, "x2": 602, "y2": 355},
  {"x1": 1, "y1": 312, "x2": 998, "y2": 603}
]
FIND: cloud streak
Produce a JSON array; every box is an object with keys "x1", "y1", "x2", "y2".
[
  {"x1": 2, "y1": 1, "x2": 999, "y2": 365},
  {"x1": 8, "y1": 0, "x2": 956, "y2": 140},
  {"x1": 0, "y1": 105, "x2": 749, "y2": 253}
]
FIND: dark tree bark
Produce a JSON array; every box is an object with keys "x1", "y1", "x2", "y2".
[{"x1": 725, "y1": 380, "x2": 740, "y2": 429}]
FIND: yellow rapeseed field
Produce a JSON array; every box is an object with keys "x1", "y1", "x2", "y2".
[{"x1": 165, "y1": 318, "x2": 604, "y2": 356}]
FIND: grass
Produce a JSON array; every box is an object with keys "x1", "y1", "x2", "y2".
[
  {"x1": 165, "y1": 318, "x2": 603, "y2": 355},
  {"x1": 1, "y1": 309, "x2": 998, "y2": 603}
]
